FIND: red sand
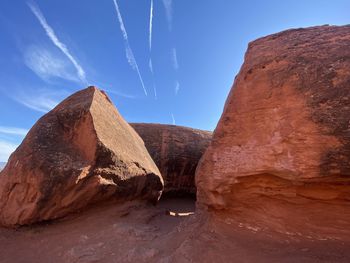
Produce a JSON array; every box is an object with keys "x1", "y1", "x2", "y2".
[{"x1": 1, "y1": 197, "x2": 349, "y2": 263}]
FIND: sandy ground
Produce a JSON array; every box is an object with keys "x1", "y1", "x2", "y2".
[{"x1": 0, "y1": 197, "x2": 349, "y2": 263}]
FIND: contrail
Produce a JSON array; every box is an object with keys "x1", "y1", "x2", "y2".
[
  {"x1": 172, "y1": 48, "x2": 179, "y2": 96},
  {"x1": 149, "y1": 58, "x2": 157, "y2": 99},
  {"x1": 27, "y1": 1, "x2": 87, "y2": 84},
  {"x1": 175, "y1": 81, "x2": 180, "y2": 95},
  {"x1": 171, "y1": 113, "x2": 176, "y2": 125},
  {"x1": 149, "y1": 0, "x2": 157, "y2": 99},
  {"x1": 149, "y1": 58, "x2": 154, "y2": 73},
  {"x1": 162, "y1": 0, "x2": 172, "y2": 31},
  {"x1": 172, "y1": 47, "x2": 179, "y2": 70},
  {"x1": 152, "y1": 83, "x2": 157, "y2": 99},
  {"x1": 104, "y1": 89, "x2": 137, "y2": 99},
  {"x1": 149, "y1": 0, "x2": 153, "y2": 51},
  {"x1": 112, "y1": 0, "x2": 148, "y2": 96}
]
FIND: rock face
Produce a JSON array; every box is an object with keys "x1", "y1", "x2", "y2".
[
  {"x1": 196, "y1": 26, "x2": 350, "y2": 212},
  {"x1": 0, "y1": 87, "x2": 163, "y2": 226},
  {"x1": 131, "y1": 123, "x2": 212, "y2": 194}
]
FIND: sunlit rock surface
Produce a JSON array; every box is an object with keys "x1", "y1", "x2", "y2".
[
  {"x1": 196, "y1": 26, "x2": 350, "y2": 232},
  {"x1": 0, "y1": 87, "x2": 163, "y2": 226}
]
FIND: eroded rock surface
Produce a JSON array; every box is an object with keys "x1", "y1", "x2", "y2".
[
  {"x1": 196, "y1": 25, "x2": 350, "y2": 221},
  {"x1": 131, "y1": 123, "x2": 212, "y2": 194},
  {"x1": 0, "y1": 87, "x2": 163, "y2": 226}
]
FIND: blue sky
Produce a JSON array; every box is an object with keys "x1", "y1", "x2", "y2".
[{"x1": 0, "y1": 0, "x2": 349, "y2": 161}]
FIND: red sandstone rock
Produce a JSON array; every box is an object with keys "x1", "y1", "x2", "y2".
[
  {"x1": 196, "y1": 25, "x2": 350, "y2": 212},
  {"x1": 131, "y1": 123, "x2": 212, "y2": 194},
  {"x1": 0, "y1": 86, "x2": 163, "y2": 226}
]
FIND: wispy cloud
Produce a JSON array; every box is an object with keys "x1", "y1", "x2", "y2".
[
  {"x1": 175, "y1": 81, "x2": 180, "y2": 95},
  {"x1": 27, "y1": 1, "x2": 87, "y2": 84},
  {"x1": 12, "y1": 89, "x2": 62, "y2": 113},
  {"x1": 171, "y1": 113, "x2": 176, "y2": 125},
  {"x1": 172, "y1": 47, "x2": 179, "y2": 70},
  {"x1": 0, "y1": 126, "x2": 28, "y2": 161},
  {"x1": 162, "y1": 0, "x2": 173, "y2": 31},
  {"x1": 112, "y1": 0, "x2": 148, "y2": 96},
  {"x1": 0, "y1": 126, "x2": 27, "y2": 161},
  {"x1": 0, "y1": 126, "x2": 28, "y2": 136},
  {"x1": 24, "y1": 45, "x2": 80, "y2": 83},
  {"x1": 0, "y1": 140, "x2": 18, "y2": 162},
  {"x1": 15, "y1": 95, "x2": 58, "y2": 113},
  {"x1": 149, "y1": 0, "x2": 154, "y2": 51},
  {"x1": 104, "y1": 89, "x2": 137, "y2": 99}
]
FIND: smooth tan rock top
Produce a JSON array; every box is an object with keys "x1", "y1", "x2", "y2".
[
  {"x1": 196, "y1": 25, "x2": 350, "y2": 210},
  {"x1": 131, "y1": 123, "x2": 212, "y2": 194},
  {"x1": 0, "y1": 86, "x2": 163, "y2": 226}
]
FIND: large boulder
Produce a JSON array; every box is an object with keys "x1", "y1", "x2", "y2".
[
  {"x1": 0, "y1": 86, "x2": 163, "y2": 226},
  {"x1": 196, "y1": 25, "x2": 350, "y2": 213},
  {"x1": 131, "y1": 123, "x2": 212, "y2": 195}
]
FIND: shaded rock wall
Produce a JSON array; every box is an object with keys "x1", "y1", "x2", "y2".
[{"x1": 131, "y1": 123, "x2": 212, "y2": 195}]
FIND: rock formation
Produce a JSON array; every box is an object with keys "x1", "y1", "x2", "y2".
[
  {"x1": 131, "y1": 123, "x2": 212, "y2": 195},
  {"x1": 0, "y1": 86, "x2": 163, "y2": 226},
  {"x1": 196, "y1": 25, "x2": 350, "y2": 223}
]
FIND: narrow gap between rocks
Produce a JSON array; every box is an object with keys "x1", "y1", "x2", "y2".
[{"x1": 158, "y1": 191, "x2": 196, "y2": 218}]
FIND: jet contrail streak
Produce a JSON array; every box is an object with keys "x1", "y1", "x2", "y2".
[
  {"x1": 28, "y1": 1, "x2": 87, "y2": 84},
  {"x1": 149, "y1": 0, "x2": 154, "y2": 51},
  {"x1": 112, "y1": 0, "x2": 148, "y2": 96}
]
